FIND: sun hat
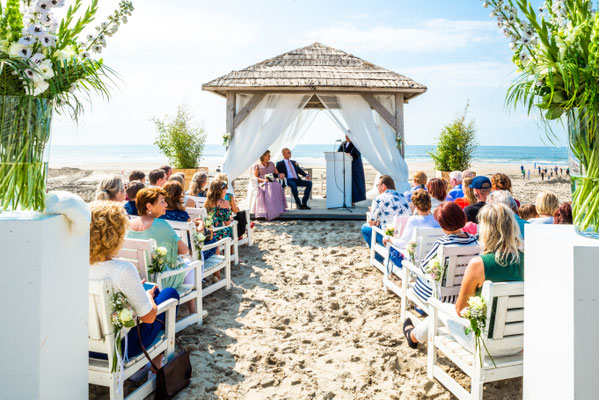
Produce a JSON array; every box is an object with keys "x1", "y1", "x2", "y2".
[{"x1": 470, "y1": 176, "x2": 492, "y2": 189}]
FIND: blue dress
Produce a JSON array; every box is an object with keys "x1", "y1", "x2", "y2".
[{"x1": 160, "y1": 209, "x2": 190, "y2": 222}]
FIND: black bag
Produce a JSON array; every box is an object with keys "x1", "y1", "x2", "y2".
[{"x1": 136, "y1": 319, "x2": 192, "y2": 400}]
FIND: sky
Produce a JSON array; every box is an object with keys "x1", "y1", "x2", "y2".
[{"x1": 52, "y1": 0, "x2": 565, "y2": 147}]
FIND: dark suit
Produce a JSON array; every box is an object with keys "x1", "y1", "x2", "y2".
[{"x1": 276, "y1": 159, "x2": 312, "y2": 207}]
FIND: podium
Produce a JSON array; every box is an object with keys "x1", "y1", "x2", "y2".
[{"x1": 325, "y1": 151, "x2": 352, "y2": 209}]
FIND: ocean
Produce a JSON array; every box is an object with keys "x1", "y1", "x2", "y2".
[{"x1": 49, "y1": 144, "x2": 569, "y2": 167}]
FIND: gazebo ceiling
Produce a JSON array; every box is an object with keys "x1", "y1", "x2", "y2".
[{"x1": 202, "y1": 42, "x2": 427, "y2": 101}]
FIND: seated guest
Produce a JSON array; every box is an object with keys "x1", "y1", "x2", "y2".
[
  {"x1": 454, "y1": 177, "x2": 476, "y2": 209},
  {"x1": 253, "y1": 150, "x2": 287, "y2": 220},
  {"x1": 276, "y1": 147, "x2": 312, "y2": 209},
  {"x1": 204, "y1": 180, "x2": 234, "y2": 243},
  {"x1": 554, "y1": 202, "x2": 573, "y2": 224},
  {"x1": 518, "y1": 203, "x2": 539, "y2": 221},
  {"x1": 488, "y1": 190, "x2": 527, "y2": 239},
  {"x1": 95, "y1": 176, "x2": 126, "y2": 202},
  {"x1": 403, "y1": 203, "x2": 523, "y2": 351},
  {"x1": 148, "y1": 169, "x2": 167, "y2": 188},
  {"x1": 160, "y1": 181, "x2": 191, "y2": 222},
  {"x1": 426, "y1": 178, "x2": 447, "y2": 213},
  {"x1": 361, "y1": 175, "x2": 410, "y2": 249},
  {"x1": 215, "y1": 173, "x2": 250, "y2": 238},
  {"x1": 529, "y1": 190, "x2": 559, "y2": 224},
  {"x1": 462, "y1": 170, "x2": 476, "y2": 179},
  {"x1": 168, "y1": 173, "x2": 195, "y2": 208},
  {"x1": 160, "y1": 165, "x2": 172, "y2": 180},
  {"x1": 404, "y1": 171, "x2": 427, "y2": 202},
  {"x1": 446, "y1": 171, "x2": 464, "y2": 200},
  {"x1": 124, "y1": 181, "x2": 144, "y2": 216},
  {"x1": 89, "y1": 201, "x2": 179, "y2": 362},
  {"x1": 127, "y1": 187, "x2": 189, "y2": 291},
  {"x1": 129, "y1": 170, "x2": 146, "y2": 185},
  {"x1": 464, "y1": 176, "x2": 492, "y2": 223},
  {"x1": 491, "y1": 173, "x2": 520, "y2": 206},
  {"x1": 188, "y1": 172, "x2": 208, "y2": 197}
]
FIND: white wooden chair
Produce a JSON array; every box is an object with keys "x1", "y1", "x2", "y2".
[
  {"x1": 211, "y1": 219, "x2": 239, "y2": 264},
  {"x1": 89, "y1": 279, "x2": 177, "y2": 400},
  {"x1": 369, "y1": 215, "x2": 414, "y2": 273},
  {"x1": 185, "y1": 207, "x2": 241, "y2": 264},
  {"x1": 186, "y1": 207, "x2": 207, "y2": 220},
  {"x1": 236, "y1": 209, "x2": 253, "y2": 247},
  {"x1": 400, "y1": 243, "x2": 480, "y2": 322},
  {"x1": 117, "y1": 235, "x2": 203, "y2": 333},
  {"x1": 427, "y1": 281, "x2": 524, "y2": 400},
  {"x1": 165, "y1": 220, "x2": 233, "y2": 299},
  {"x1": 188, "y1": 195, "x2": 206, "y2": 208},
  {"x1": 383, "y1": 227, "x2": 445, "y2": 298}
]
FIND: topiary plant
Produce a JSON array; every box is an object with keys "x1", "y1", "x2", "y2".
[
  {"x1": 428, "y1": 103, "x2": 478, "y2": 172},
  {"x1": 153, "y1": 104, "x2": 207, "y2": 169}
]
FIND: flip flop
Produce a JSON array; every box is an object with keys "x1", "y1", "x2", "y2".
[{"x1": 403, "y1": 318, "x2": 418, "y2": 349}]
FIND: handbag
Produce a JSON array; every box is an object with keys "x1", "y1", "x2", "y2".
[{"x1": 136, "y1": 319, "x2": 192, "y2": 400}]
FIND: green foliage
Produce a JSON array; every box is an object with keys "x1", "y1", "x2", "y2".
[
  {"x1": 428, "y1": 103, "x2": 478, "y2": 172},
  {"x1": 153, "y1": 104, "x2": 207, "y2": 169}
]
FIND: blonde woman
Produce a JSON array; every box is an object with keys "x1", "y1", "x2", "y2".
[
  {"x1": 88, "y1": 201, "x2": 179, "y2": 361},
  {"x1": 529, "y1": 190, "x2": 559, "y2": 224},
  {"x1": 188, "y1": 172, "x2": 208, "y2": 197},
  {"x1": 455, "y1": 177, "x2": 476, "y2": 209},
  {"x1": 403, "y1": 203, "x2": 524, "y2": 351},
  {"x1": 95, "y1": 176, "x2": 126, "y2": 202}
]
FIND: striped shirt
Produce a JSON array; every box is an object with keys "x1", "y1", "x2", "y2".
[{"x1": 413, "y1": 233, "x2": 478, "y2": 304}]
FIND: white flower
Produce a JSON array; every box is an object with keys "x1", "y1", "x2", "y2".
[
  {"x1": 519, "y1": 51, "x2": 530, "y2": 62},
  {"x1": 101, "y1": 22, "x2": 109, "y2": 29},
  {"x1": 157, "y1": 247, "x2": 168, "y2": 256},
  {"x1": 80, "y1": 51, "x2": 91, "y2": 59},
  {"x1": 511, "y1": 7, "x2": 518, "y2": 14},
  {"x1": 121, "y1": 16, "x2": 128, "y2": 24},
  {"x1": 490, "y1": 11, "x2": 496, "y2": 18},
  {"x1": 29, "y1": 79, "x2": 49, "y2": 96},
  {"x1": 92, "y1": 44, "x2": 103, "y2": 53},
  {"x1": 503, "y1": 28, "x2": 510, "y2": 37},
  {"x1": 39, "y1": 33, "x2": 56, "y2": 47},
  {"x1": 49, "y1": 0, "x2": 65, "y2": 6},
  {"x1": 509, "y1": 41, "x2": 517, "y2": 50},
  {"x1": 86, "y1": 34, "x2": 94, "y2": 41},
  {"x1": 39, "y1": 60, "x2": 54, "y2": 79},
  {"x1": 119, "y1": 308, "x2": 133, "y2": 322},
  {"x1": 18, "y1": 36, "x2": 36, "y2": 46},
  {"x1": 28, "y1": 24, "x2": 46, "y2": 37},
  {"x1": 522, "y1": 37, "x2": 531, "y2": 45},
  {"x1": 9, "y1": 43, "x2": 32, "y2": 58},
  {"x1": 483, "y1": 2, "x2": 489, "y2": 8},
  {"x1": 30, "y1": 53, "x2": 45, "y2": 65},
  {"x1": 40, "y1": 12, "x2": 54, "y2": 26},
  {"x1": 36, "y1": 0, "x2": 52, "y2": 12}
]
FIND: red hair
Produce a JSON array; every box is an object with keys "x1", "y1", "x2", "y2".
[{"x1": 434, "y1": 201, "x2": 467, "y2": 231}]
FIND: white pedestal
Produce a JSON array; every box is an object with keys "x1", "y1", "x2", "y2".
[
  {"x1": 524, "y1": 224, "x2": 599, "y2": 400},
  {"x1": 324, "y1": 151, "x2": 352, "y2": 209},
  {"x1": 0, "y1": 213, "x2": 89, "y2": 400}
]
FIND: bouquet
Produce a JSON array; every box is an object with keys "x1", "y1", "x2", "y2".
[
  {"x1": 192, "y1": 231, "x2": 206, "y2": 254},
  {"x1": 205, "y1": 213, "x2": 214, "y2": 229},
  {"x1": 406, "y1": 241, "x2": 417, "y2": 263},
  {"x1": 460, "y1": 295, "x2": 495, "y2": 366},
  {"x1": 384, "y1": 225, "x2": 394, "y2": 237},
  {"x1": 147, "y1": 246, "x2": 168, "y2": 275},
  {"x1": 222, "y1": 132, "x2": 232, "y2": 147},
  {"x1": 423, "y1": 254, "x2": 446, "y2": 298},
  {"x1": 109, "y1": 291, "x2": 136, "y2": 373},
  {"x1": 264, "y1": 173, "x2": 275, "y2": 182}
]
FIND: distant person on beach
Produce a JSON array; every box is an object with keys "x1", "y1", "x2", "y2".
[
  {"x1": 554, "y1": 202, "x2": 573, "y2": 225},
  {"x1": 566, "y1": 168, "x2": 570, "y2": 176},
  {"x1": 404, "y1": 171, "x2": 427, "y2": 202},
  {"x1": 518, "y1": 203, "x2": 539, "y2": 221},
  {"x1": 160, "y1": 165, "x2": 172, "y2": 180},
  {"x1": 95, "y1": 176, "x2": 126, "y2": 202},
  {"x1": 521, "y1": 169, "x2": 526, "y2": 179},
  {"x1": 276, "y1": 148, "x2": 313, "y2": 210},
  {"x1": 129, "y1": 170, "x2": 145, "y2": 185},
  {"x1": 529, "y1": 190, "x2": 559, "y2": 224},
  {"x1": 338, "y1": 135, "x2": 367, "y2": 205},
  {"x1": 464, "y1": 176, "x2": 492, "y2": 223},
  {"x1": 560, "y1": 168, "x2": 563, "y2": 175},
  {"x1": 361, "y1": 175, "x2": 409, "y2": 249},
  {"x1": 527, "y1": 170, "x2": 531, "y2": 180},
  {"x1": 149, "y1": 169, "x2": 167, "y2": 188},
  {"x1": 446, "y1": 171, "x2": 464, "y2": 201},
  {"x1": 541, "y1": 171, "x2": 545, "y2": 181},
  {"x1": 538, "y1": 166, "x2": 541, "y2": 175},
  {"x1": 124, "y1": 181, "x2": 144, "y2": 216}
]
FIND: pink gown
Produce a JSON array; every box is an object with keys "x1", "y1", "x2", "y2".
[{"x1": 253, "y1": 161, "x2": 287, "y2": 220}]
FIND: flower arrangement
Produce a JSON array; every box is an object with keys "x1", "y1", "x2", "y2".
[
  {"x1": 406, "y1": 241, "x2": 417, "y2": 263},
  {"x1": 460, "y1": 295, "x2": 495, "y2": 366},
  {"x1": 0, "y1": 0, "x2": 135, "y2": 212},
  {"x1": 109, "y1": 291, "x2": 136, "y2": 373},
  {"x1": 384, "y1": 225, "x2": 394, "y2": 237},
  {"x1": 423, "y1": 254, "x2": 446, "y2": 298},
  {"x1": 264, "y1": 173, "x2": 275, "y2": 182},
  {"x1": 205, "y1": 213, "x2": 214, "y2": 229},
  {"x1": 222, "y1": 132, "x2": 232, "y2": 147},
  {"x1": 480, "y1": 0, "x2": 599, "y2": 237},
  {"x1": 147, "y1": 246, "x2": 168, "y2": 275},
  {"x1": 192, "y1": 231, "x2": 205, "y2": 254}
]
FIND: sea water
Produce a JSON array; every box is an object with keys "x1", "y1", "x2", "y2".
[{"x1": 49, "y1": 144, "x2": 569, "y2": 167}]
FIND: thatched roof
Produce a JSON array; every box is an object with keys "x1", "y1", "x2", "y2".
[{"x1": 202, "y1": 43, "x2": 427, "y2": 100}]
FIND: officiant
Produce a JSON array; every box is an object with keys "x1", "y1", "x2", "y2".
[{"x1": 338, "y1": 135, "x2": 366, "y2": 205}]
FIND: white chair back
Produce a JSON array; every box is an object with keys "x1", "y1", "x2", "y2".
[
  {"x1": 412, "y1": 227, "x2": 445, "y2": 265},
  {"x1": 393, "y1": 215, "x2": 410, "y2": 238},
  {"x1": 88, "y1": 279, "x2": 117, "y2": 360},
  {"x1": 187, "y1": 207, "x2": 207, "y2": 220},
  {"x1": 188, "y1": 195, "x2": 206, "y2": 208},
  {"x1": 165, "y1": 220, "x2": 200, "y2": 260},
  {"x1": 482, "y1": 281, "x2": 525, "y2": 348},
  {"x1": 116, "y1": 238, "x2": 157, "y2": 281},
  {"x1": 437, "y1": 244, "x2": 481, "y2": 299}
]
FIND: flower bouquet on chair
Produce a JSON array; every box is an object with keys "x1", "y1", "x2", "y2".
[{"x1": 0, "y1": 0, "x2": 135, "y2": 213}]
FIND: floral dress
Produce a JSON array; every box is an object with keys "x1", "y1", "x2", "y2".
[{"x1": 210, "y1": 205, "x2": 233, "y2": 241}]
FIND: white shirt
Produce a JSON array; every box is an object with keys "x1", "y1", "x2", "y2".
[
  {"x1": 284, "y1": 159, "x2": 298, "y2": 179},
  {"x1": 90, "y1": 259, "x2": 153, "y2": 317},
  {"x1": 529, "y1": 216, "x2": 554, "y2": 224}
]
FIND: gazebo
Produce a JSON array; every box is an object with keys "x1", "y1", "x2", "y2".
[{"x1": 202, "y1": 42, "x2": 426, "y2": 193}]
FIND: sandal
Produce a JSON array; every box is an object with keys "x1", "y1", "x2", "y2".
[{"x1": 403, "y1": 318, "x2": 418, "y2": 349}]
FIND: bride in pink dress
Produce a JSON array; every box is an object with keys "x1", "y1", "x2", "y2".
[{"x1": 253, "y1": 150, "x2": 287, "y2": 220}]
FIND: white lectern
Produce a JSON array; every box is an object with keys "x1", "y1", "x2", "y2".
[{"x1": 325, "y1": 151, "x2": 352, "y2": 209}]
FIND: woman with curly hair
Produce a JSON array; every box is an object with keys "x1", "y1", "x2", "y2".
[{"x1": 89, "y1": 201, "x2": 179, "y2": 361}]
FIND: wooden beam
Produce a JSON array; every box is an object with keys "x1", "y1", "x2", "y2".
[
  {"x1": 395, "y1": 93, "x2": 405, "y2": 157},
  {"x1": 225, "y1": 93, "x2": 236, "y2": 147},
  {"x1": 233, "y1": 93, "x2": 265, "y2": 129},
  {"x1": 360, "y1": 93, "x2": 398, "y2": 131},
  {"x1": 202, "y1": 86, "x2": 427, "y2": 100}
]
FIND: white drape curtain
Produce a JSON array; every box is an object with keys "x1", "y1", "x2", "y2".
[
  {"x1": 221, "y1": 94, "x2": 311, "y2": 184},
  {"x1": 269, "y1": 109, "x2": 319, "y2": 161},
  {"x1": 320, "y1": 94, "x2": 410, "y2": 193}
]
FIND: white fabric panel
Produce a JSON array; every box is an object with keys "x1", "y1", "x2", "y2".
[
  {"x1": 269, "y1": 108, "x2": 318, "y2": 160},
  {"x1": 335, "y1": 94, "x2": 410, "y2": 193},
  {"x1": 221, "y1": 94, "x2": 310, "y2": 184}
]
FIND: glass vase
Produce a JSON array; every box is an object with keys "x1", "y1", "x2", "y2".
[
  {"x1": 567, "y1": 109, "x2": 599, "y2": 239},
  {"x1": 0, "y1": 96, "x2": 53, "y2": 213}
]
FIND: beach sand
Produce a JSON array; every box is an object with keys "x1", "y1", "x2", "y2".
[{"x1": 75, "y1": 161, "x2": 565, "y2": 399}]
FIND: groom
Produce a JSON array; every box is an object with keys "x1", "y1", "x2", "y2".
[{"x1": 276, "y1": 148, "x2": 312, "y2": 210}]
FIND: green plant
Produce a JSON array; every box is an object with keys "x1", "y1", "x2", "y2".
[
  {"x1": 153, "y1": 104, "x2": 207, "y2": 169},
  {"x1": 428, "y1": 103, "x2": 478, "y2": 172}
]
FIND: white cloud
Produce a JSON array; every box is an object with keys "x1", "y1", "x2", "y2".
[{"x1": 303, "y1": 19, "x2": 499, "y2": 53}]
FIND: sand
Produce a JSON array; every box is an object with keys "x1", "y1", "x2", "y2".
[{"x1": 73, "y1": 161, "x2": 565, "y2": 399}]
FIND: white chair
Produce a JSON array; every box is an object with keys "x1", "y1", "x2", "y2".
[
  {"x1": 369, "y1": 216, "x2": 413, "y2": 273},
  {"x1": 211, "y1": 219, "x2": 239, "y2": 265},
  {"x1": 188, "y1": 195, "x2": 206, "y2": 208},
  {"x1": 165, "y1": 220, "x2": 233, "y2": 299},
  {"x1": 185, "y1": 207, "x2": 241, "y2": 264},
  {"x1": 400, "y1": 243, "x2": 480, "y2": 322},
  {"x1": 427, "y1": 281, "x2": 524, "y2": 400},
  {"x1": 186, "y1": 207, "x2": 207, "y2": 220},
  {"x1": 89, "y1": 279, "x2": 177, "y2": 400},
  {"x1": 382, "y1": 227, "x2": 445, "y2": 298},
  {"x1": 236, "y1": 209, "x2": 253, "y2": 247},
  {"x1": 117, "y1": 235, "x2": 203, "y2": 333}
]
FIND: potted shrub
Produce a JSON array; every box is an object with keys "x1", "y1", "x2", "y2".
[
  {"x1": 153, "y1": 104, "x2": 207, "y2": 189},
  {"x1": 428, "y1": 103, "x2": 478, "y2": 180}
]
